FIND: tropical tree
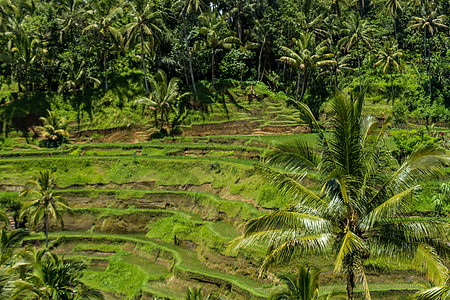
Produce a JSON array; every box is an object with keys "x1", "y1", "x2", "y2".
[
  {"x1": 230, "y1": 92, "x2": 450, "y2": 300},
  {"x1": 134, "y1": 69, "x2": 182, "y2": 131},
  {"x1": 280, "y1": 32, "x2": 335, "y2": 102},
  {"x1": 173, "y1": 0, "x2": 204, "y2": 95},
  {"x1": 339, "y1": 13, "x2": 374, "y2": 91},
  {"x1": 268, "y1": 265, "x2": 346, "y2": 300},
  {"x1": 56, "y1": 0, "x2": 86, "y2": 44},
  {"x1": 122, "y1": 0, "x2": 162, "y2": 95},
  {"x1": 373, "y1": 39, "x2": 404, "y2": 102},
  {"x1": 83, "y1": 0, "x2": 123, "y2": 91},
  {"x1": 408, "y1": 9, "x2": 447, "y2": 94},
  {"x1": 198, "y1": 12, "x2": 240, "y2": 86},
  {"x1": 10, "y1": 30, "x2": 39, "y2": 99},
  {"x1": 384, "y1": 0, "x2": 403, "y2": 39},
  {"x1": 37, "y1": 110, "x2": 69, "y2": 148},
  {"x1": 9, "y1": 249, "x2": 104, "y2": 299},
  {"x1": 58, "y1": 56, "x2": 100, "y2": 127},
  {"x1": 20, "y1": 170, "x2": 71, "y2": 249},
  {"x1": 0, "y1": 229, "x2": 28, "y2": 267},
  {"x1": 415, "y1": 278, "x2": 450, "y2": 300}
]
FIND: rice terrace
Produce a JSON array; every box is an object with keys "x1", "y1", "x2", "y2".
[{"x1": 0, "y1": 0, "x2": 449, "y2": 299}]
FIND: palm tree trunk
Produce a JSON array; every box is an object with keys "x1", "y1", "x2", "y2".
[
  {"x1": 393, "y1": 15, "x2": 397, "y2": 40},
  {"x1": 140, "y1": 27, "x2": 150, "y2": 95},
  {"x1": 258, "y1": 42, "x2": 264, "y2": 82},
  {"x1": 295, "y1": 67, "x2": 301, "y2": 100},
  {"x1": 428, "y1": 36, "x2": 432, "y2": 95},
  {"x1": 357, "y1": 43, "x2": 362, "y2": 92},
  {"x1": 181, "y1": 12, "x2": 197, "y2": 95},
  {"x1": 298, "y1": 72, "x2": 307, "y2": 102},
  {"x1": 390, "y1": 70, "x2": 394, "y2": 103},
  {"x1": 211, "y1": 47, "x2": 215, "y2": 86},
  {"x1": 160, "y1": 109, "x2": 164, "y2": 131},
  {"x1": 103, "y1": 37, "x2": 108, "y2": 91},
  {"x1": 423, "y1": 29, "x2": 427, "y2": 60},
  {"x1": 44, "y1": 211, "x2": 49, "y2": 248},
  {"x1": 347, "y1": 269, "x2": 355, "y2": 300},
  {"x1": 154, "y1": 110, "x2": 158, "y2": 128}
]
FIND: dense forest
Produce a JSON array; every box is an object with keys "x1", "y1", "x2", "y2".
[{"x1": 1, "y1": 0, "x2": 450, "y2": 135}]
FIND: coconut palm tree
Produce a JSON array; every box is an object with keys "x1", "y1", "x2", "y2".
[
  {"x1": 384, "y1": 0, "x2": 403, "y2": 39},
  {"x1": 373, "y1": 39, "x2": 404, "y2": 102},
  {"x1": 134, "y1": 69, "x2": 182, "y2": 131},
  {"x1": 122, "y1": 0, "x2": 162, "y2": 96},
  {"x1": 339, "y1": 13, "x2": 374, "y2": 91},
  {"x1": 198, "y1": 12, "x2": 240, "y2": 87},
  {"x1": 414, "y1": 278, "x2": 450, "y2": 300},
  {"x1": 58, "y1": 56, "x2": 100, "y2": 127},
  {"x1": 408, "y1": 9, "x2": 447, "y2": 94},
  {"x1": 20, "y1": 170, "x2": 71, "y2": 249},
  {"x1": 83, "y1": 0, "x2": 123, "y2": 91},
  {"x1": 9, "y1": 249, "x2": 104, "y2": 299},
  {"x1": 280, "y1": 32, "x2": 335, "y2": 102},
  {"x1": 230, "y1": 92, "x2": 450, "y2": 300},
  {"x1": 173, "y1": 0, "x2": 205, "y2": 95},
  {"x1": 37, "y1": 110, "x2": 69, "y2": 148},
  {"x1": 268, "y1": 265, "x2": 346, "y2": 300}
]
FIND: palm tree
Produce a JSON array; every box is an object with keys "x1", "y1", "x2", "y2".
[
  {"x1": 268, "y1": 265, "x2": 346, "y2": 300},
  {"x1": 339, "y1": 13, "x2": 374, "y2": 91},
  {"x1": 58, "y1": 56, "x2": 100, "y2": 127},
  {"x1": 0, "y1": 229, "x2": 29, "y2": 267},
  {"x1": 134, "y1": 69, "x2": 182, "y2": 131},
  {"x1": 230, "y1": 92, "x2": 450, "y2": 300},
  {"x1": 10, "y1": 249, "x2": 104, "y2": 299},
  {"x1": 384, "y1": 0, "x2": 403, "y2": 39},
  {"x1": 198, "y1": 12, "x2": 240, "y2": 87},
  {"x1": 20, "y1": 170, "x2": 71, "y2": 249},
  {"x1": 37, "y1": 110, "x2": 70, "y2": 148},
  {"x1": 56, "y1": 0, "x2": 86, "y2": 44},
  {"x1": 10, "y1": 30, "x2": 39, "y2": 99},
  {"x1": 373, "y1": 39, "x2": 404, "y2": 102},
  {"x1": 83, "y1": 0, "x2": 123, "y2": 91},
  {"x1": 173, "y1": 0, "x2": 204, "y2": 95},
  {"x1": 280, "y1": 32, "x2": 335, "y2": 102},
  {"x1": 415, "y1": 278, "x2": 450, "y2": 300},
  {"x1": 408, "y1": 10, "x2": 447, "y2": 94},
  {"x1": 123, "y1": 0, "x2": 162, "y2": 96}
]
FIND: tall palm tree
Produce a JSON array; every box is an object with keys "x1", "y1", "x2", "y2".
[
  {"x1": 58, "y1": 56, "x2": 100, "y2": 127},
  {"x1": 230, "y1": 92, "x2": 450, "y2": 300},
  {"x1": 280, "y1": 32, "x2": 335, "y2": 102},
  {"x1": 134, "y1": 69, "x2": 182, "y2": 131},
  {"x1": 339, "y1": 13, "x2": 374, "y2": 91},
  {"x1": 123, "y1": 0, "x2": 162, "y2": 96},
  {"x1": 56, "y1": 0, "x2": 86, "y2": 44},
  {"x1": 83, "y1": 0, "x2": 123, "y2": 91},
  {"x1": 373, "y1": 39, "x2": 404, "y2": 102},
  {"x1": 20, "y1": 170, "x2": 71, "y2": 249},
  {"x1": 408, "y1": 9, "x2": 447, "y2": 94},
  {"x1": 173, "y1": 0, "x2": 204, "y2": 95},
  {"x1": 199, "y1": 12, "x2": 240, "y2": 86},
  {"x1": 268, "y1": 265, "x2": 346, "y2": 300},
  {"x1": 384, "y1": 0, "x2": 403, "y2": 39},
  {"x1": 10, "y1": 249, "x2": 104, "y2": 299}
]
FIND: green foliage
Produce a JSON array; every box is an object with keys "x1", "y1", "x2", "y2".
[{"x1": 391, "y1": 129, "x2": 441, "y2": 163}]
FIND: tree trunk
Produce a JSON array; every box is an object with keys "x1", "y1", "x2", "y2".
[
  {"x1": 258, "y1": 42, "x2": 264, "y2": 82},
  {"x1": 390, "y1": 70, "x2": 394, "y2": 103},
  {"x1": 103, "y1": 36, "x2": 108, "y2": 91},
  {"x1": 298, "y1": 72, "x2": 307, "y2": 102},
  {"x1": 393, "y1": 15, "x2": 397, "y2": 40},
  {"x1": 211, "y1": 47, "x2": 215, "y2": 86},
  {"x1": 24, "y1": 64, "x2": 29, "y2": 101},
  {"x1": 44, "y1": 211, "x2": 49, "y2": 249},
  {"x1": 357, "y1": 43, "x2": 362, "y2": 91},
  {"x1": 295, "y1": 67, "x2": 301, "y2": 100},
  {"x1": 428, "y1": 36, "x2": 432, "y2": 95},
  {"x1": 154, "y1": 109, "x2": 158, "y2": 128},
  {"x1": 347, "y1": 269, "x2": 355, "y2": 300},
  {"x1": 160, "y1": 109, "x2": 164, "y2": 131},
  {"x1": 423, "y1": 29, "x2": 427, "y2": 60},
  {"x1": 140, "y1": 27, "x2": 150, "y2": 95},
  {"x1": 182, "y1": 13, "x2": 197, "y2": 95}
]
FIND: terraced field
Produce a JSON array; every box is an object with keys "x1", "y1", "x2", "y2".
[{"x1": 1, "y1": 130, "x2": 448, "y2": 299}]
